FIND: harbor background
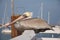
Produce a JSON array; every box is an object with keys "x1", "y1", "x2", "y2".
[{"x1": 0, "y1": 0, "x2": 60, "y2": 40}]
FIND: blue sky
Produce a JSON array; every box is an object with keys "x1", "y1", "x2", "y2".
[{"x1": 0, "y1": 0, "x2": 60, "y2": 25}]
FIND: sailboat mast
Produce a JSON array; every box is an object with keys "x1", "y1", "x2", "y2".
[
  {"x1": 48, "y1": 11, "x2": 50, "y2": 24},
  {"x1": 3, "y1": 1, "x2": 8, "y2": 25},
  {"x1": 41, "y1": 2, "x2": 43, "y2": 19},
  {"x1": 11, "y1": 0, "x2": 14, "y2": 15}
]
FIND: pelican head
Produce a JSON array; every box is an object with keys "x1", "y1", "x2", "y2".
[{"x1": 23, "y1": 12, "x2": 32, "y2": 19}]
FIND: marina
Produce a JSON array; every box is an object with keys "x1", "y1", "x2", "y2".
[{"x1": 0, "y1": 0, "x2": 60, "y2": 40}]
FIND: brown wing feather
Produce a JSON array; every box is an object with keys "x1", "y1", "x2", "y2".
[{"x1": 19, "y1": 18, "x2": 52, "y2": 29}]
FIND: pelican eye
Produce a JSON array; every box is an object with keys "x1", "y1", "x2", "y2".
[{"x1": 23, "y1": 15, "x2": 28, "y2": 18}]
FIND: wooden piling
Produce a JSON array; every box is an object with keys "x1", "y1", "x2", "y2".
[{"x1": 11, "y1": 15, "x2": 21, "y2": 38}]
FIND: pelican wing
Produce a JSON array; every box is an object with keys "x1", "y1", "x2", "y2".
[{"x1": 15, "y1": 18, "x2": 51, "y2": 30}]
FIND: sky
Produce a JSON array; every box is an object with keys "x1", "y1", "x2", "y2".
[{"x1": 0, "y1": 0, "x2": 60, "y2": 25}]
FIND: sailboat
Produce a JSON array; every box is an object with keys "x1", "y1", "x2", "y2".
[{"x1": 1, "y1": 0, "x2": 11, "y2": 34}]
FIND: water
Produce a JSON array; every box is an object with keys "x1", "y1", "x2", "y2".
[
  {"x1": 36, "y1": 33, "x2": 60, "y2": 38},
  {"x1": 0, "y1": 28, "x2": 11, "y2": 40}
]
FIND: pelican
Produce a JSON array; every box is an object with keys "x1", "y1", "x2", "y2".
[
  {"x1": 14, "y1": 12, "x2": 53, "y2": 34},
  {"x1": 2, "y1": 12, "x2": 53, "y2": 34}
]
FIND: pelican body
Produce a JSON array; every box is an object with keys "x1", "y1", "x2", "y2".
[{"x1": 14, "y1": 18, "x2": 52, "y2": 33}]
